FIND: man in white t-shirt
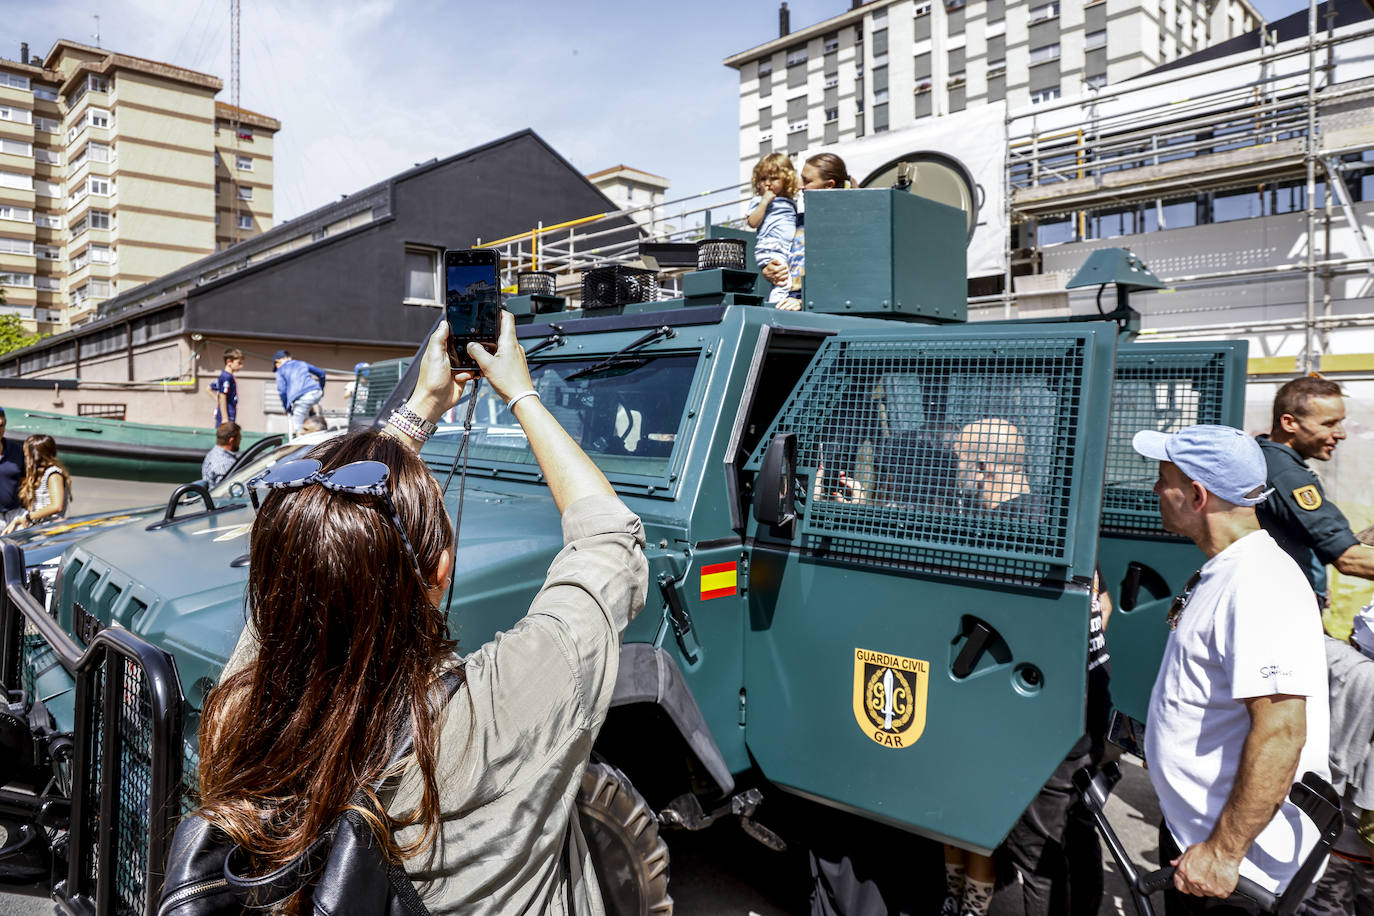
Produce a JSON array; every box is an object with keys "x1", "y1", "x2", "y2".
[{"x1": 1133, "y1": 424, "x2": 1330, "y2": 914}]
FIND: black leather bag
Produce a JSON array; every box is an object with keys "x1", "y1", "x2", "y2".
[{"x1": 159, "y1": 672, "x2": 461, "y2": 916}]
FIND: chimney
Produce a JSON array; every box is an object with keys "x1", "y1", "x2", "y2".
[
  {"x1": 852, "y1": 0, "x2": 863, "y2": 7},
  {"x1": 19, "y1": 43, "x2": 28, "y2": 65},
  {"x1": 779, "y1": 2, "x2": 790, "y2": 37}
]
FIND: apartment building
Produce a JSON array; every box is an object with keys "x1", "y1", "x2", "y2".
[
  {"x1": 0, "y1": 40, "x2": 279, "y2": 334},
  {"x1": 724, "y1": 0, "x2": 1261, "y2": 183},
  {"x1": 586, "y1": 164, "x2": 671, "y2": 229}
]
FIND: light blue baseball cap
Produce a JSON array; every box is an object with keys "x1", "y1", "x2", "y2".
[{"x1": 1132, "y1": 424, "x2": 1272, "y2": 507}]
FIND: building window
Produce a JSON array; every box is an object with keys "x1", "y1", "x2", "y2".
[
  {"x1": 988, "y1": 73, "x2": 1007, "y2": 101},
  {"x1": 88, "y1": 176, "x2": 110, "y2": 196},
  {"x1": 237, "y1": 186, "x2": 253, "y2": 201},
  {"x1": 1086, "y1": 74, "x2": 1107, "y2": 89},
  {"x1": 34, "y1": 116, "x2": 58, "y2": 133},
  {"x1": 872, "y1": 29, "x2": 888, "y2": 56},
  {"x1": 0, "y1": 237, "x2": 33, "y2": 255},
  {"x1": 88, "y1": 278, "x2": 110, "y2": 297},
  {"x1": 759, "y1": 105, "x2": 772, "y2": 129},
  {"x1": 88, "y1": 75, "x2": 109, "y2": 93},
  {"x1": 90, "y1": 109, "x2": 110, "y2": 128},
  {"x1": 312, "y1": 227, "x2": 328, "y2": 241},
  {"x1": 36, "y1": 214, "x2": 60, "y2": 229},
  {"x1": 34, "y1": 148, "x2": 60, "y2": 165},
  {"x1": 33, "y1": 85, "x2": 57, "y2": 102},
  {"x1": 214, "y1": 212, "x2": 220, "y2": 227},
  {"x1": 237, "y1": 213, "x2": 253, "y2": 230},
  {"x1": 1030, "y1": 1, "x2": 1060, "y2": 21},
  {"x1": 914, "y1": 5, "x2": 932, "y2": 41},
  {"x1": 90, "y1": 211, "x2": 111, "y2": 230},
  {"x1": 759, "y1": 135, "x2": 773, "y2": 156},
  {"x1": 0, "y1": 138, "x2": 31, "y2": 157},
  {"x1": 37, "y1": 245, "x2": 60, "y2": 260},
  {"x1": 0, "y1": 73, "x2": 30, "y2": 90},
  {"x1": 825, "y1": 107, "x2": 839, "y2": 122},
  {"x1": 237, "y1": 155, "x2": 253, "y2": 171},
  {"x1": 34, "y1": 179, "x2": 60, "y2": 198},
  {"x1": 0, "y1": 272, "x2": 34, "y2": 288},
  {"x1": 0, "y1": 171, "x2": 31, "y2": 191},
  {"x1": 0, "y1": 105, "x2": 31, "y2": 125},
  {"x1": 947, "y1": 1, "x2": 966, "y2": 34},
  {"x1": 1030, "y1": 87, "x2": 1062, "y2": 103},
  {"x1": 1029, "y1": 43, "x2": 1061, "y2": 63},
  {"x1": 89, "y1": 243, "x2": 113, "y2": 264},
  {"x1": 35, "y1": 276, "x2": 60, "y2": 291},
  {"x1": 948, "y1": 47, "x2": 965, "y2": 79},
  {"x1": 89, "y1": 141, "x2": 110, "y2": 162},
  {"x1": 787, "y1": 130, "x2": 808, "y2": 154},
  {"x1": 786, "y1": 45, "x2": 808, "y2": 67},
  {"x1": 949, "y1": 84, "x2": 966, "y2": 112},
  {"x1": 823, "y1": 32, "x2": 839, "y2": 53},
  {"x1": 0, "y1": 206, "x2": 33, "y2": 223},
  {"x1": 874, "y1": 103, "x2": 889, "y2": 133},
  {"x1": 987, "y1": 0, "x2": 1005, "y2": 23},
  {"x1": 988, "y1": 35, "x2": 1006, "y2": 69},
  {"x1": 1085, "y1": 29, "x2": 1106, "y2": 49},
  {"x1": 404, "y1": 246, "x2": 440, "y2": 303}
]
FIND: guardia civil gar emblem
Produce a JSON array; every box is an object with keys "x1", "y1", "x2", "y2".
[
  {"x1": 1292, "y1": 485, "x2": 1322, "y2": 511},
  {"x1": 853, "y1": 648, "x2": 929, "y2": 749}
]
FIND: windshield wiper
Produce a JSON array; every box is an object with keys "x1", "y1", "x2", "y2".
[
  {"x1": 525, "y1": 324, "x2": 566, "y2": 360},
  {"x1": 565, "y1": 326, "x2": 676, "y2": 382}
]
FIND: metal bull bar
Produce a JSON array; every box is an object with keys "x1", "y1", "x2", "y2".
[
  {"x1": 0, "y1": 541, "x2": 184, "y2": 916},
  {"x1": 1074, "y1": 762, "x2": 1344, "y2": 916}
]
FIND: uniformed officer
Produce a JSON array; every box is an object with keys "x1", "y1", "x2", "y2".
[{"x1": 1255, "y1": 376, "x2": 1374, "y2": 608}]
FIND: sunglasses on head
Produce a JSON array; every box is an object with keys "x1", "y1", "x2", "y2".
[{"x1": 247, "y1": 458, "x2": 426, "y2": 582}]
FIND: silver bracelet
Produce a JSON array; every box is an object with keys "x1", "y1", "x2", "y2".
[
  {"x1": 393, "y1": 403, "x2": 437, "y2": 437},
  {"x1": 506, "y1": 389, "x2": 540, "y2": 412}
]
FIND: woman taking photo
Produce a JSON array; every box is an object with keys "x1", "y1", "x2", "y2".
[{"x1": 191, "y1": 312, "x2": 647, "y2": 912}]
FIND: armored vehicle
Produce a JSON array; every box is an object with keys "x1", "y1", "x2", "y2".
[{"x1": 0, "y1": 190, "x2": 1247, "y2": 914}]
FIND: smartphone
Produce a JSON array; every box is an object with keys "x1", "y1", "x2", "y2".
[{"x1": 444, "y1": 248, "x2": 501, "y2": 372}]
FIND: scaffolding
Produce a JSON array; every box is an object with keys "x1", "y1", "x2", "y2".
[{"x1": 999, "y1": 5, "x2": 1374, "y2": 378}]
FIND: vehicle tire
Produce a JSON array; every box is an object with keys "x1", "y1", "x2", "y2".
[{"x1": 577, "y1": 760, "x2": 673, "y2": 916}]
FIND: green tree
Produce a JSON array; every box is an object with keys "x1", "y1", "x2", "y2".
[{"x1": 0, "y1": 313, "x2": 47, "y2": 357}]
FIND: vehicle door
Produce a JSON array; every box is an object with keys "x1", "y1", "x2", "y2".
[
  {"x1": 1099, "y1": 341, "x2": 1249, "y2": 722},
  {"x1": 741, "y1": 324, "x2": 1116, "y2": 853}
]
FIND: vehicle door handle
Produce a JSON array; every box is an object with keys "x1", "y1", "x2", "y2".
[
  {"x1": 952, "y1": 619, "x2": 997, "y2": 679},
  {"x1": 1119, "y1": 561, "x2": 1171, "y2": 612}
]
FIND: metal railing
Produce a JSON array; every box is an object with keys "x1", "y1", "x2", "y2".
[
  {"x1": 476, "y1": 181, "x2": 755, "y2": 298},
  {"x1": 0, "y1": 541, "x2": 184, "y2": 916}
]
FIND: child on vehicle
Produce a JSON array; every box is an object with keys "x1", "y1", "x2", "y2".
[{"x1": 746, "y1": 152, "x2": 800, "y2": 307}]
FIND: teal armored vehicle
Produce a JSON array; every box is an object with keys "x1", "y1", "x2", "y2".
[{"x1": 0, "y1": 190, "x2": 1247, "y2": 914}]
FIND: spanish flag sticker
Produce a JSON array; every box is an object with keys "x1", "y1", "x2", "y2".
[{"x1": 700, "y1": 562, "x2": 738, "y2": 600}]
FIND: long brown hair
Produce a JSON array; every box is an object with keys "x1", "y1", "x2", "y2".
[
  {"x1": 18, "y1": 434, "x2": 70, "y2": 508},
  {"x1": 196, "y1": 429, "x2": 457, "y2": 887}
]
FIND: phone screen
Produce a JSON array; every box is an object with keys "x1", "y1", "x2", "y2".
[{"x1": 445, "y1": 250, "x2": 500, "y2": 371}]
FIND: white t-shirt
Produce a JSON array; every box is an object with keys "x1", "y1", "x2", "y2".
[{"x1": 1145, "y1": 529, "x2": 1330, "y2": 894}]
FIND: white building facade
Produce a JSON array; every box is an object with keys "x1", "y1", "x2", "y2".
[{"x1": 725, "y1": 0, "x2": 1261, "y2": 188}]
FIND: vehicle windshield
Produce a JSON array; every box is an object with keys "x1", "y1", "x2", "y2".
[
  {"x1": 422, "y1": 354, "x2": 699, "y2": 479},
  {"x1": 210, "y1": 440, "x2": 318, "y2": 500}
]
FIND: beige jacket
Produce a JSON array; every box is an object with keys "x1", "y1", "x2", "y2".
[{"x1": 221, "y1": 494, "x2": 648, "y2": 914}]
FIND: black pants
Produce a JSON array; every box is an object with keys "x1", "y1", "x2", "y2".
[
  {"x1": 1157, "y1": 824, "x2": 1263, "y2": 915},
  {"x1": 989, "y1": 749, "x2": 1099, "y2": 916}
]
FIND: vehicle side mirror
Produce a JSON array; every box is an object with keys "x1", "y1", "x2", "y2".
[{"x1": 753, "y1": 433, "x2": 797, "y2": 528}]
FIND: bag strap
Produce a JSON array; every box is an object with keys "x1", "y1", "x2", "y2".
[{"x1": 223, "y1": 669, "x2": 465, "y2": 902}]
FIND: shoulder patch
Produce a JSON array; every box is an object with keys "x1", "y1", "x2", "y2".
[{"x1": 1292, "y1": 484, "x2": 1322, "y2": 511}]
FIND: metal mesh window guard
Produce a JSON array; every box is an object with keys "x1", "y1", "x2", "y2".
[
  {"x1": 1104, "y1": 349, "x2": 1232, "y2": 534},
  {"x1": 747, "y1": 334, "x2": 1091, "y2": 569}
]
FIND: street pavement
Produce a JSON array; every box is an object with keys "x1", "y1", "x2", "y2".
[{"x1": 0, "y1": 476, "x2": 1164, "y2": 915}]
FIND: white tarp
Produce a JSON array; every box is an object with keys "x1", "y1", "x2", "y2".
[{"x1": 803, "y1": 104, "x2": 1010, "y2": 278}]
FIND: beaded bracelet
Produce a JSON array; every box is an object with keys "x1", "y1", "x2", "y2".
[{"x1": 386, "y1": 410, "x2": 431, "y2": 443}]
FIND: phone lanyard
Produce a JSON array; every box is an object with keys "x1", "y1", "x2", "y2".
[{"x1": 440, "y1": 379, "x2": 481, "y2": 612}]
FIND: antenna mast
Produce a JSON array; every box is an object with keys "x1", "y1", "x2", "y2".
[{"x1": 229, "y1": 0, "x2": 242, "y2": 245}]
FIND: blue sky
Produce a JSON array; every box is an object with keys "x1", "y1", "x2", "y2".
[{"x1": 5, "y1": 0, "x2": 1310, "y2": 225}]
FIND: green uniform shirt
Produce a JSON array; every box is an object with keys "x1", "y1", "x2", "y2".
[{"x1": 1254, "y1": 435, "x2": 1358, "y2": 598}]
